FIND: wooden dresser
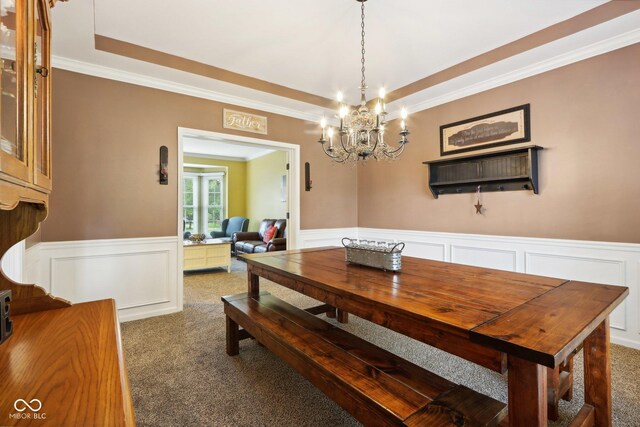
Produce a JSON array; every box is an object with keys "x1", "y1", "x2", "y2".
[{"x1": 0, "y1": 1, "x2": 135, "y2": 425}]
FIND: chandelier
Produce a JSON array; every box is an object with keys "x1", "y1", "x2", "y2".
[{"x1": 318, "y1": 0, "x2": 409, "y2": 163}]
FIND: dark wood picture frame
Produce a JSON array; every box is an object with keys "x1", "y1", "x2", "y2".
[{"x1": 440, "y1": 104, "x2": 531, "y2": 156}]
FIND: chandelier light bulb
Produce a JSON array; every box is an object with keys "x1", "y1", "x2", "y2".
[
  {"x1": 401, "y1": 108, "x2": 408, "y2": 120},
  {"x1": 320, "y1": 117, "x2": 327, "y2": 129},
  {"x1": 327, "y1": 127, "x2": 334, "y2": 138},
  {"x1": 378, "y1": 87, "x2": 386, "y2": 99},
  {"x1": 375, "y1": 102, "x2": 382, "y2": 115},
  {"x1": 337, "y1": 91, "x2": 344, "y2": 103},
  {"x1": 339, "y1": 106, "x2": 348, "y2": 119}
]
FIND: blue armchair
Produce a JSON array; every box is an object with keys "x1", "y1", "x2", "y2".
[{"x1": 211, "y1": 216, "x2": 249, "y2": 244}]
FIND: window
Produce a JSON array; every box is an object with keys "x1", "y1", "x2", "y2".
[
  {"x1": 183, "y1": 175, "x2": 198, "y2": 234},
  {"x1": 183, "y1": 172, "x2": 225, "y2": 235},
  {"x1": 205, "y1": 176, "x2": 223, "y2": 232}
]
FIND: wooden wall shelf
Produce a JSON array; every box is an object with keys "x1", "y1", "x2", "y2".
[{"x1": 423, "y1": 145, "x2": 542, "y2": 199}]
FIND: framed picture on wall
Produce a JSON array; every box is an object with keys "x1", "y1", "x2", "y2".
[{"x1": 440, "y1": 104, "x2": 530, "y2": 156}]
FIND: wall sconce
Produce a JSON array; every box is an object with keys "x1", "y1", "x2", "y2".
[
  {"x1": 305, "y1": 162, "x2": 312, "y2": 191},
  {"x1": 159, "y1": 146, "x2": 168, "y2": 185}
]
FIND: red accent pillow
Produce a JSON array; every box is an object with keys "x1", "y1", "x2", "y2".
[{"x1": 263, "y1": 225, "x2": 277, "y2": 243}]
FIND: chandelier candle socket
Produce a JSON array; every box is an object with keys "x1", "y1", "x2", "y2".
[{"x1": 318, "y1": 0, "x2": 409, "y2": 163}]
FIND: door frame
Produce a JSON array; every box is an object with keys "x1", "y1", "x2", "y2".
[{"x1": 176, "y1": 127, "x2": 301, "y2": 311}]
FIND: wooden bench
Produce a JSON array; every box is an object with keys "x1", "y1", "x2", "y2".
[{"x1": 223, "y1": 292, "x2": 507, "y2": 427}]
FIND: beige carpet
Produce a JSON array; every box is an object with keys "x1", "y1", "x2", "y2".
[{"x1": 121, "y1": 259, "x2": 640, "y2": 426}]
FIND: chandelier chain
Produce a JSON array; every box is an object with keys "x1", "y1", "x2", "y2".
[{"x1": 360, "y1": 0, "x2": 366, "y2": 91}]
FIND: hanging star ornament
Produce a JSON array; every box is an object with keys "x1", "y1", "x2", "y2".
[{"x1": 475, "y1": 200, "x2": 483, "y2": 214}]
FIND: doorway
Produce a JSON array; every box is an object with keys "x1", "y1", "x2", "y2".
[{"x1": 176, "y1": 128, "x2": 301, "y2": 310}]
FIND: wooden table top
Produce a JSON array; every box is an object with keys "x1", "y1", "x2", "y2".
[
  {"x1": 0, "y1": 299, "x2": 135, "y2": 426},
  {"x1": 243, "y1": 247, "x2": 628, "y2": 368}
]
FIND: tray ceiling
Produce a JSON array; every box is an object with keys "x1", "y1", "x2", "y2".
[{"x1": 50, "y1": 1, "x2": 639, "y2": 119}]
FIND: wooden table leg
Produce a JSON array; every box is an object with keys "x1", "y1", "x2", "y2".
[
  {"x1": 248, "y1": 267, "x2": 260, "y2": 298},
  {"x1": 584, "y1": 318, "x2": 612, "y2": 427},
  {"x1": 337, "y1": 309, "x2": 349, "y2": 323},
  {"x1": 508, "y1": 355, "x2": 547, "y2": 427},
  {"x1": 547, "y1": 354, "x2": 575, "y2": 421},
  {"x1": 562, "y1": 356, "x2": 575, "y2": 401},
  {"x1": 547, "y1": 367, "x2": 560, "y2": 421},
  {"x1": 226, "y1": 315, "x2": 239, "y2": 356},
  {"x1": 325, "y1": 306, "x2": 337, "y2": 319}
]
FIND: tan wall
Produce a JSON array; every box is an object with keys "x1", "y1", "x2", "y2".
[
  {"x1": 246, "y1": 151, "x2": 288, "y2": 232},
  {"x1": 183, "y1": 156, "x2": 247, "y2": 219},
  {"x1": 43, "y1": 45, "x2": 639, "y2": 244},
  {"x1": 41, "y1": 70, "x2": 357, "y2": 242},
  {"x1": 358, "y1": 43, "x2": 640, "y2": 244}
]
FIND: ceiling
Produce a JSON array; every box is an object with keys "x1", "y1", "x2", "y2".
[
  {"x1": 50, "y1": 1, "x2": 640, "y2": 120},
  {"x1": 183, "y1": 137, "x2": 274, "y2": 161}
]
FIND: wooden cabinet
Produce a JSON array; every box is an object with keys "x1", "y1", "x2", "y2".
[
  {"x1": 34, "y1": 0, "x2": 52, "y2": 190},
  {"x1": 0, "y1": 0, "x2": 53, "y2": 210},
  {"x1": 0, "y1": 0, "x2": 29, "y2": 188},
  {"x1": 0, "y1": 6, "x2": 135, "y2": 424},
  {"x1": 0, "y1": 0, "x2": 60, "y2": 314}
]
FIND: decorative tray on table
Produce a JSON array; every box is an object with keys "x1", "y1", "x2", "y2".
[
  {"x1": 342, "y1": 238, "x2": 405, "y2": 272},
  {"x1": 188, "y1": 234, "x2": 207, "y2": 243}
]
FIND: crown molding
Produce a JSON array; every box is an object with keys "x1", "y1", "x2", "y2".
[
  {"x1": 51, "y1": 56, "x2": 323, "y2": 123},
  {"x1": 385, "y1": 24, "x2": 640, "y2": 120},
  {"x1": 53, "y1": 22, "x2": 640, "y2": 125}
]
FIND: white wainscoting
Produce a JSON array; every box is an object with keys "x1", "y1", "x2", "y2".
[
  {"x1": 22, "y1": 230, "x2": 640, "y2": 348},
  {"x1": 25, "y1": 236, "x2": 180, "y2": 322},
  {"x1": 300, "y1": 228, "x2": 640, "y2": 349},
  {"x1": 298, "y1": 228, "x2": 358, "y2": 249},
  {"x1": 1, "y1": 240, "x2": 25, "y2": 283}
]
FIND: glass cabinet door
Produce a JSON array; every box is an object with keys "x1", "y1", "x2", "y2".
[
  {"x1": 0, "y1": 0, "x2": 28, "y2": 182},
  {"x1": 33, "y1": 0, "x2": 50, "y2": 189}
]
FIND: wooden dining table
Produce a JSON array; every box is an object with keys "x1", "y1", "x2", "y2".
[{"x1": 241, "y1": 247, "x2": 628, "y2": 427}]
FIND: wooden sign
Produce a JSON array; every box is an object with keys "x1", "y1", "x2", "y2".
[{"x1": 223, "y1": 109, "x2": 268, "y2": 135}]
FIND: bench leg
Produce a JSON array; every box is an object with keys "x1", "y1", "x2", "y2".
[
  {"x1": 326, "y1": 307, "x2": 337, "y2": 319},
  {"x1": 337, "y1": 309, "x2": 349, "y2": 324},
  {"x1": 226, "y1": 315, "x2": 240, "y2": 356}
]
